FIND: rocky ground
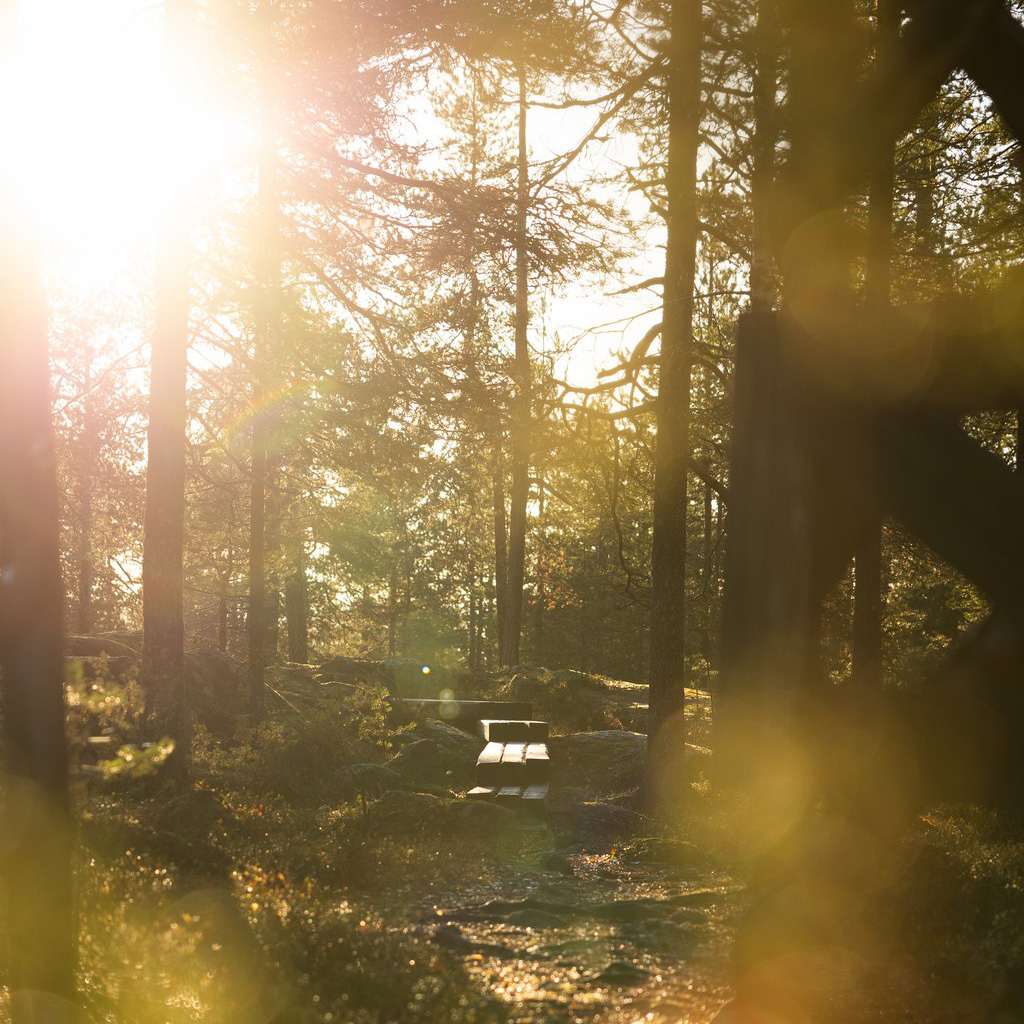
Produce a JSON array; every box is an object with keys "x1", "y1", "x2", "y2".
[{"x1": 410, "y1": 839, "x2": 739, "y2": 1024}]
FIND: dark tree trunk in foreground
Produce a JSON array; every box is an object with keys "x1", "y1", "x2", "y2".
[
  {"x1": 647, "y1": 0, "x2": 702, "y2": 810},
  {"x1": 503, "y1": 64, "x2": 531, "y2": 668},
  {"x1": 0, "y1": 257, "x2": 77, "y2": 1022},
  {"x1": 851, "y1": 0, "x2": 897, "y2": 689},
  {"x1": 141, "y1": 0, "x2": 195, "y2": 772},
  {"x1": 0, "y1": 13, "x2": 76, "y2": 999}
]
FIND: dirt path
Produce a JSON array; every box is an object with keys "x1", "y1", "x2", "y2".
[
  {"x1": 392, "y1": 825, "x2": 741, "y2": 1024},
  {"x1": 376, "y1": 816, "x2": 975, "y2": 1024}
]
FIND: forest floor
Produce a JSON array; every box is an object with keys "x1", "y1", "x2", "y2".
[
  {"x1": 393, "y1": 836, "x2": 739, "y2": 1024},
  {"x1": 63, "y1": 644, "x2": 1024, "y2": 1024}
]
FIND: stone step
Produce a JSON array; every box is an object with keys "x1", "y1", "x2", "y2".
[{"x1": 477, "y1": 719, "x2": 549, "y2": 743}]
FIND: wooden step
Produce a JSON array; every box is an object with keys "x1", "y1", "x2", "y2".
[
  {"x1": 475, "y1": 742, "x2": 505, "y2": 785},
  {"x1": 464, "y1": 781, "x2": 549, "y2": 815},
  {"x1": 475, "y1": 740, "x2": 551, "y2": 786},
  {"x1": 477, "y1": 719, "x2": 549, "y2": 743},
  {"x1": 524, "y1": 743, "x2": 550, "y2": 782},
  {"x1": 494, "y1": 785, "x2": 524, "y2": 807},
  {"x1": 521, "y1": 783, "x2": 549, "y2": 815}
]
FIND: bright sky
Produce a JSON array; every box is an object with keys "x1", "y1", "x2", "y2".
[{"x1": 3, "y1": 1, "x2": 656, "y2": 384}]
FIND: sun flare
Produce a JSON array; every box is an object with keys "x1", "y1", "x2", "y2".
[{"x1": 3, "y1": 1, "x2": 251, "y2": 287}]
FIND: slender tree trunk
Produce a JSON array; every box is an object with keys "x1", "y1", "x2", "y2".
[
  {"x1": 852, "y1": 0, "x2": 898, "y2": 689},
  {"x1": 284, "y1": 516, "x2": 309, "y2": 663},
  {"x1": 249, "y1": 406, "x2": 267, "y2": 715},
  {"x1": 485, "y1": 570, "x2": 495, "y2": 668},
  {"x1": 503, "y1": 64, "x2": 531, "y2": 668},
  {"x1": 387, "y1": 552, "x2": 399, "y2": 658},
  {"x1": 76, "y1": 378, "x2": 96, "y2": 634},
  {"x1": 647, "y1": 0, "x2": 703, "y2": 809},
  {"x1": 402, "y1": 527, "x2": 413, "y2": 650},
  {"x1": 492, "y1": 450, "x2": 509, "y2": 661},
  {"x1": 533, "y1": 474, "x2": 545, "y2": 664},
  {"x1": 248, "y1": 34, "x2": 279, "y2": 718},
  {"x1": 264, "y1": 469, "x2": 281, "y2": 661},
  {"x1": 0, "y1": 6, "x2": 75, "y2": 1000},
  {"x1": 702, "y1": 483, "x2": 714, "y2": 669},
  {"x1": 749, "y1": 0, "x2": 778, "y2": 312},
  {"x1": 218, "y1": 589, "x2": 228, "y2": 653},
  {"x1": 142, "y1": 0, "x2": 194, "y2": 773},
  {"x1": 468, "y1": 559, "x2": 479, "y2": 671}
]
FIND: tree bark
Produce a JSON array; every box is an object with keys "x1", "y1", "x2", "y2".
[
  {"x1": 503, "y1": 64, "x2": 531, "y2": 668},
  {"x1": 851, "y1": 0, "x2": 898, "y2": 690},
  {"x1": 76, "y1": 373, "x2": 96, "y2": 634},
  {"x1": 264, "y1": 468, "x2": 281, "y2": 661},
  {"x1": 248, "y1": 27, "x2": 279, "y2": 718},
  {"x1": 387, "y1": 551, "x2": 399, "y2": 658},
  {"x1": 702, "y1": 483, "x2": 714, "y2": 669},
  {"x1": 647, "y1": 0, "x2": 702, "y2": 809},
  {"x1": 0, "y1": 8, "x2": 76, "y2": 999},
  {"x1": 533, "y1": 473, "x2": 545, "y2": 662},
  {"x1": 749, "y1": 0, "x2": 777, "y2": 312},
  {"x1": 141, "y1": 0, "x2": 194, "y2": 773},
  {"x1": 284, "y1": 515, "x2": 309, "y2": 663},
  {"x1": 492, "y1": 449, "x2": 509, "y2": 662},
  {"x1": 468, "y1": 559, "x2": 479, "y2": 671}
]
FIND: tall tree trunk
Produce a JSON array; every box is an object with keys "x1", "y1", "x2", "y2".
[
  {"x1": 142, "y1": 0, "x2": 194, "y2": 773},
  {"x1": 492, "y1": 449, "x2": 509, "y2": 661},
  {"x1": 533, "y1": 473, "x2": 545, "y2": 663},
  {"x1": 468, "y1": 559, "x2": 479, "y2": 671},
  {"x1": 749, "y1": 0, "x2": 778, "y2": 312},
  {"x1": 249, "y1": 400, "x2": 267, "y2": 717},
  {"x1": 284, "y1": 514, "x2": 309, "y2": 663},
  {"x1": 264, "y1": 468, "x2": 281, "y2": 661},
  {"x1": 852, "y1": 0, "x2": 898, "y2": 689},
  {"x1": 0, "y1": 259, "x2": 77, "y2": 1021},
  {"x1": 0, "y1": 5, "x2": 75, "y2": 1002},
  {"x1": 387, "y1": 552, "x2": 399, "y2": 658},
  {"x1": 218, "y1": 589, "x2": 229, "y2": 653},
  {"x1": 702, "y1": 483, "x2": 714, "y2": 670},
  {"x1": 76, "y1": 375, "x2": 97, "y2": 634},
  {"x1": 647, "y1": 0, "x2": 702, "y2": 809},
  {"x1": 503, "y1": 64, "x2": 531, "y2": 668},
  {"x1": 485, "y1": 570, "x2": 495, "y2": 668},
  {"x1": 248, "y1": 33, "x2": 279, "y2": 718}
]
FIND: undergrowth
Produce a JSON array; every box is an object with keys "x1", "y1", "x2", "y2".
[{"x1": 68, "y1": 677, "x2": 513, "y2": 1024}]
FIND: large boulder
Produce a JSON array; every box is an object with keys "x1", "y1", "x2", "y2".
[
  {"x1": 407, "y1": 719, "x2": 481, "y2": 785},
  {"x1": 333, "y1": 763, "x2": 403, "y2": 800},
  {"x1": 495, "y1": 668, "x2": 645, "y2": 733},
  {"x1": 549, "y1": 730, "x2": 647, "y2": 799},
  {"x1": 387, "y1": 739, "x2": 445, "y2": 784}
]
